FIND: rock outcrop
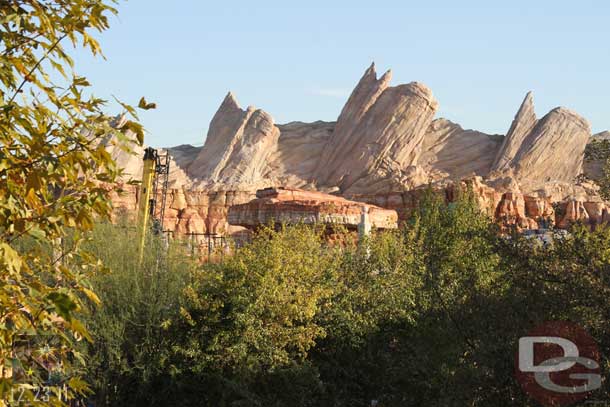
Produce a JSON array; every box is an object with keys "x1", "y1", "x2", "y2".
[
  {"x1": 266, "y1": 121, "x2": 335, "y2": 188},
  {"x1": 420, "y1": 118, "x2": 503, "y2": 180},
  {"x1": 349, "y1": 176, "x2": 608, "y2": 232},
  {"x1": 188, "y1": 92, "x2": 280, "y2": 189},
  {"x1": 508, "y1": 107, "x2": 590, "y2": 184},
  {"x1": 228, "y1": 187, "x2": 398, "y2": 230},
  {"x1": 315, "y1": 63, "x2": 392, "y2": 184},
  {"x1": 314, "y1": 64, "x2": 438, "y2": 194},
  {"x1": 109, "y1": 182, "x2": 254, "y2": 235},
  {"x1": 492, "y1": 92, "x2": 537, "y2": 172},
  {"x1": 101, "y1": 63, "x2": 608, "y2": 237},
  {"x1": 488, "y1": 93, "x2": 591, "y2": 191}
]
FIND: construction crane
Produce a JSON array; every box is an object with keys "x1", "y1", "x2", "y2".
[{"x1": 137, "y1": 147, "x2": 170, "y2": 265}]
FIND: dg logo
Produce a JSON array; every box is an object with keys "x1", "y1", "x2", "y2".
[{"x1": 515, "y1": 321, "x2": 602, "y2": 406}]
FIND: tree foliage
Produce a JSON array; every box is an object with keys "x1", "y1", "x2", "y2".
[
  {"x1": 0, "y1": 1, "x2": 141, "y2": 405},
  {"x1": 584, "y1": 138, "x2": 610, "y2": 199},
  {"x1": 81, "y1": 222, "x2": 193, "y2": 406},
  {"x1": 83, "y1": 193, "x2": 610, "y2": 406}
]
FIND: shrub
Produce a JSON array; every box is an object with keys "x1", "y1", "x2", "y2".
[{"x1": 82, "y1": 222, "x2": 193, "y2": 406}]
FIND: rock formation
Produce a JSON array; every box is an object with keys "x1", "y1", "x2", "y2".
[
  {"x1": 228, "y1": 187, "x2": 398, "y2": 230},
  {"x1": 492, "y1": 92, "x2": 537, "y2": 172},
  {"x1": 419, "y1": 118, "x2": 503, "y2": 180},
  {"x1": 267, "y1": 121, "x2": 334, "y2": 188},
  {"x1": 188, "y1": 92, "x2": 280, "y2": 189},
  {"x1": 315, "y1": 63, "x2": 392, "y2": 185},
  {"x1": 102, "y1": 63, "x2": 608, "y2": 237},
  {"x1": 488, "y1": 93, "x2": 591, "y2": 191},
  {"x1": 313, "y1": 64, "x2": 439, "y2": 194},
  {"x1": 508, "y1": 107, "x2": 590, "y2": 184}
]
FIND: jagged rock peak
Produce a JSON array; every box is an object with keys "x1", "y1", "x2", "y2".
[
  {"x1": 363, "y1": 61, "x2": 376, "y2": 77},
  {"x1": 188, "y1": 92, "x2": 253, "y2": 180},
  {"x1": 314, "y1": 63, "x2": 393, "y2": 181},
  {"x1": 337, "y1": 62, "x2": 393, "y2": 122},
  {"x1": 362, "y1": 61, "x2": 392, "y2": 82},
  {"x1": 509, "y1": 106, "x2": 591, "y2": 184},
  {"x1": 492, "y1": 91, "x2": 537, "y2": 171},
  {"x1": 219, "y1": 91, "x2": 242, "y2": 111},
  {"x1": 187, "y1": 91, "x2": 280, "y2": 187},
  {"x1": 322, "y1": 77, "x2": 439, "y2": 193}
]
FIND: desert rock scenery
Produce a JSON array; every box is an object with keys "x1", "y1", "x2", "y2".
[
  {"x1": 106, "y1": 63, "x2": 609, "y2": 236},
  {"x1": 6, "y1": 1, "x2": 610, "y2": 406}
]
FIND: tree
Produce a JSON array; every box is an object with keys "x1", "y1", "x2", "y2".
[
  {"x1": 168, "y1": 224, "x2": 341, "y2": 407},
  {"x1": 0, "y1": 1, "x2": 143, "y2": 405},
  {"x1": 584, "y1": 138, "x2": 610, "y2": 199},
  {"x1": 81, "y1": 222, "x2": 193, "y2": 407}
]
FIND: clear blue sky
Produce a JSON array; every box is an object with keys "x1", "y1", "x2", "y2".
[{"x1": 74, "y1": 0, "x2": 610, "y2": 147}]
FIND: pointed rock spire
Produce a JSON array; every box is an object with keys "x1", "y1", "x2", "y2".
[
  {"x1": 219, "y1": 91, "x2": 241, "y2": 112},
  {"x1": 509, "y1": 106, "x2": 590, "y2": 183},
  {"x1": 188, "y1": 92, "x2": 250, "y2": 179},
  {"x1": 313, "y1": 62, "x2": 438, "y2": 193},
  {"x1": 188, "y1": 92, "x2": 280, "y2": 186},
  {"x1": 336, "y1": 81, "x2": 438, "y2": 193},
  {"x1": 315, "y1": 63, "x2": 392, "y2": 182},
  {"x1": 363, "y1": 61, "x2": 376, "y2": 77},
  {"x1": 492, "y1": 91, "x2": 537, "y2": 171}
]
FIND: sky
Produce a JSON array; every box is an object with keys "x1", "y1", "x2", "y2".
[{"x1": 73, "y1": 0, "x2": 610, "y2": 147}]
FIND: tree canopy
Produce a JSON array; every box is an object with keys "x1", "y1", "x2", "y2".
[{"x1": 0, "y1": 1, "x2": 143, "y2": 405}]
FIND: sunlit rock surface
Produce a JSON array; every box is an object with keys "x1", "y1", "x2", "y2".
[
  {"x1": 102, "y1": 63, "x2": 608, "y2": 236},
  {"x1": 228, "y1": 187, "x2": 398, "y2": 230}
]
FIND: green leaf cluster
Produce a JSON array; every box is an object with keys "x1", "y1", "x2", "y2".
[
  {"x1": 0, "y1": 1, "x2": 142, "y2": 405},
  {"x1": 82, "y1": 190, "x2": 610, "y2": 406}
]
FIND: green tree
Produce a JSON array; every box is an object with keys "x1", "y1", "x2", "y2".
[
  {"x1": 0, "y1": 1, "x2": 143, "y2": 405},
  {"x1": 81, "y1": 222, "x2": 193, "y2": 406},
  {"x1": 74, "y1": 203, "x2": 610, "y2": 406},
  {"x1": 168, "y1": 224, "x2": 341, "y2": 407},
  {"x1": 584, "y1": 138, "x2": 610, "y2": 199},
  {"x1": 312, "y1": 228, "x2": 423, "y2": 406},
  {"x1": 496, "y1": 223, "x2": 610, "y2": 404},
  {"x1": 310, "y1": 189, "x2": 509, "y2": 406}
]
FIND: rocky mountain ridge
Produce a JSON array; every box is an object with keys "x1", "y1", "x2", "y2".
[{"x1": 105, "y1": 63, "x2": 609, "y2": 236}]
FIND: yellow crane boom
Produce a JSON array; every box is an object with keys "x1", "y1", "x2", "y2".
[{"x1": 137, "y1": 147, "x2": 157, "y2": 265}]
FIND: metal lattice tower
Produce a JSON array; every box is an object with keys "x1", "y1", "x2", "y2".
[{"x1": 151, "y1": 151, "x2": 170, "y2": 234}]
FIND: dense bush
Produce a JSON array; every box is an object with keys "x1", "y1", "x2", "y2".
[
  {"x1": 82, "y1": 222, "x2": 193, "y2": 406},
  {"x1": 82, "y1": 192, "x2": 610, "y2": 406}
]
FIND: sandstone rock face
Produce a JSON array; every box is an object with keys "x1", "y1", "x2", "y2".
[
  {"x1": 266, "y1": 121, "x2": 335, "y2": 188},
  {"x1": 336, "y1": 81, "x2": 438, "y2": 194},
  {"x1": 492, "y1": 92, "x2": 537, "y2": 172},
  {"x1": 313, "y1": 64, "x2": 438, "y2": 194},
  {"x1": 228, "y1": 187, "x2": 398, "y2": 230},
  {"x1": 315, "y1": 63, "x2": 391, "y2": 183},
  {"x1": 188, "y1": 93, "x2": 280, "y2": 189},
  {"x1": 217, "y1": 109, "x2": 279, "y2": 186},
  {"x1": 419, "y1": 118, "x2": 503, "y2": 180},
  {"x1": 509, "y1": 107, "x2": 590, "y2": 184},
  {"x1": 101, "y1": 63, "x2": 608, "y2": 237},
  {"x1": 348, "y1": 176, "x2": 607, "y2": 232},
  {"x1": 188, "y1": 92, "x2": 249, "y2": 180},
  {"x1": 484, "y1": 92, "x2": 591, "y2": 193},
  {"x1": 109, "y1": 183, "x2": 254, "y2": 236}
]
